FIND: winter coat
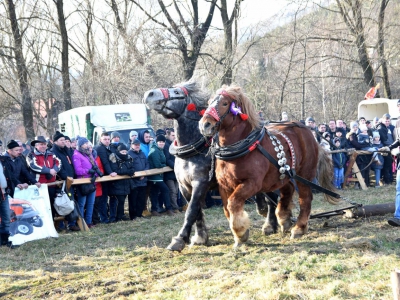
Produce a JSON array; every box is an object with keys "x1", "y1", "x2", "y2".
[
  {"x1": 332, "y1": 148, "x2": 347, "y2": 169},
  {"x1": 51, "y1": 144, "x2": 75, "y2": 180},
  {"x1": 27, "y1": 148, "x2": 62, "y2": 184},
  {"x1": 109, "y1": 153, "x2": 135, "y2": 195},
  {"x1": 0, "y1": 155, "x2": 19, "y2": 198},
  {"x1": 138, "y1": 130, "x2": 151, "y2": 157},
  {"x1": 95, "y1": 142, "x2": 115, "y2": 175},
  {"x1": 163, "y1": 139, "x2": 176, "y2": 181},
  {"x1": 148, "y1": 143, "x2": 166, "y2": 181},
  {"x1": 128, "y1": 148, "x2": 149, "y2": 187},
  {"x1": 94, "y1": 156, "x2": 104, "y2": 197},
  {"x1": 72, "y1": 150, "x2": 98, "y2": 179},
  {"x1": 4, "y1": 153, "x2": 37, "y2": 185}
]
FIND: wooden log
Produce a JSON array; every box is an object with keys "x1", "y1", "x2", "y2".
[
  {"x1": 343, "y1": 202, "x2": 395, "y2": 218},
  {"x1": 328, "y1": 148, "x2": 355, "y2": 154},
  {"x1": 392, "y1": 269, "x2": 400, "y2": 300},
  {"x1": 46, "y1": 166, "x2": 173, "y2": 186}
]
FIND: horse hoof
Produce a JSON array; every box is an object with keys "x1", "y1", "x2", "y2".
[
  {"x1": 256, "y1": 207, "x2": 268, "y2": 217},
  {"x1": 239, "y1": 229, "x2": 250, "y2": 243},
  {"x1": 166, "y1": 237, "x2": 185, "y2": 252},
  {"x1": 191, "y1": 233, "x2": 209, "y2": 246},
  {"x1": 290, "y1": 233, "x2": 304, "y2": 239},
  {"x1": 262, "y1": 224, "x2": 277, "y2": 236}
]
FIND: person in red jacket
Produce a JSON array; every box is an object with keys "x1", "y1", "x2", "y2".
[{"x1": 27, "y1": 136, "x2": 62, "y2": 216}]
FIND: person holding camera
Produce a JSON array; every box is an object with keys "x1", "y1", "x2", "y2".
[{"x1": 72, "y1": 136, "x2": 101, "y2": 228}]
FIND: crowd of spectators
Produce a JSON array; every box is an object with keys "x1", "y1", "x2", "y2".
[
  {"x1": 0, "y1": 128, "x2": 189, "y2": 246},
  {"x1": 281, "y1": 112, "x2": 395, "y2": 189}
]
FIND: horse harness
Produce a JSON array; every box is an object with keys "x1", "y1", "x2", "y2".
[
  {"x1": 209, "y1": 125, "x2": 341, "y2": 199},
  {"x1": 170, "y1": 136, "x2": 212, "y2": 159}
]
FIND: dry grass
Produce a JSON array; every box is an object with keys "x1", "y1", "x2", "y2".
[{"x1": 0, "y1": 185, "x2": 399, "y2": 299}]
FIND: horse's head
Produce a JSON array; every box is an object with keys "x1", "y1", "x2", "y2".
[
  {"x1": 199, "y1": 86, "x2": 260, "y2": 137},
  {"x1": 143, "y1": 81, "x2": 208, "y2": 120}
]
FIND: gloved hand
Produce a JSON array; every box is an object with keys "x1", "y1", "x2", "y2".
[{"x1": 379, "y1": 146, "x2": 390, "y2": 152}]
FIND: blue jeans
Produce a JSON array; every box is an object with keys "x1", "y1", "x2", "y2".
[
  {"x1": 0, "y1": 195, "x2": 10, "y2": 234},
  {"x1": 77, "y1": 189, "x2": 96, "y2": 225},
  {"x1": 333, "y1": 167, "x2": 344, "y2": 188},
  {"x1": 373, "y1": 168, "x2": 381, "y2": 186},
  {"x1": 395, "y1": 170, "x2": 400, "y2": 219}
]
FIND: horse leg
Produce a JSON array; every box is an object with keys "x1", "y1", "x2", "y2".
[
  {"x1": 291, "y1": 182, "x2": 313, "y2": 239},
  {"x1": 255, "y1": 193, "x2": 269, "y2": 217},
  {"x1": 167, "y1": 182, "x2": 209, "y2": 252},
  {"x1": 261, "y1": 192, "x2": 279, "y2": 235},
  {"x1": 226, "y1": 184, "x2": 255, "y2": 248},
  {"x1": 276, "y1": 181, "x2": 295, "y2": 233}
]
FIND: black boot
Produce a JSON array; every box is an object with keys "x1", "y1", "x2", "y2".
[{"x1": 1, "y1": 233, "x2": 11, "y2": 247}]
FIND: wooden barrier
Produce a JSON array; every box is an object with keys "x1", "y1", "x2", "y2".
[
  {"x1": 51, "y1": 166, "x2": 173, "y2": 231},
  {"x1": 48, "y1": 166, "x2": 173, "y2": 187}
]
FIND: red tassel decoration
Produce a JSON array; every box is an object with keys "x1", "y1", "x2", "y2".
[
  {"x1": 240, "y1": 113, "x2": 248, "y2": 121},
  {"x1": 187, "y1": 103, "x2": 196, "y2": 111},
  {"x1": 199, "y1": 109, "x2": 205, "y2": 116}
]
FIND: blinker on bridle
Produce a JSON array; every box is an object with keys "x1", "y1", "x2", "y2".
[{"x1": 156, "y1": 86, "x2": 205, "y2": 117}]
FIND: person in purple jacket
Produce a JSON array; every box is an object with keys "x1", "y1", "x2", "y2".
[{"x1": 72, "y1": 136, "x2": 99, "y2": 228}]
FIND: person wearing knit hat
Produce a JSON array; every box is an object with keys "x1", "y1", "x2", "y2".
[
  {"x1": 110, "y1": 131, "x2": 120, "y2": 141},
  {"x1": 156, "y1": 134, "x2": 166, "y2": 143},
  {"x1": 77, "y1": 136, "x2": 89, "y2": 149},
  {"x1": 53, "y1": 131, "x2": 65, "y2": 142},
  {"x1": 128, "y1": 130, "x2": 138, "y2": 146},
  {"x1": 72, "y1": 135, "x2": 99, "y2": 228},
  {"x1": 156, "y1": 129, "x2": 166, "y2": 136},
  {"x1": 108, "y1": 139, "x2": 135, "y2": 222},
  {"x1": 6, "y1": 140, "x2": 19, "y2": 150}
]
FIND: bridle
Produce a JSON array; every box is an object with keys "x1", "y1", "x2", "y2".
[
  {"x1": 204, "y1": 90, "x2": 235, "y2": 130},
  {"x1": 156, "y1": 86, "x2": 204, "y2": 121}
]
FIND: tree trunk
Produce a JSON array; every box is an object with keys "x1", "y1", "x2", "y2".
[
  {"x1": 6, "y1": 0, "x2": 35, "y2": 139},
  {"x1": 336, "y1": 0, "x2": 377, "y2": 92},
  {"x1": 378, "y1": 0, "x2": 391, "y2": 98},
  {"x1": 55, "y1": 0, "x2": 72, "y2": 110}
]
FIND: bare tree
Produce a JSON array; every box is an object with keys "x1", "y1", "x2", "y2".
[
  {"x1": 130, "y1": 0, "x2": 217, "y2": 80},
  {"x1": 5, "y1": 0, "x2": 35, "y2": 139},
  {"x1": 378, "y1": 0, "x2": 391, "y2": 98},
  {"x1": 54, "y1": 0, "x2": 72, "y2": 110},
  {"x1": 336, "y1": 0, "x2": 377, "y2": 90}
]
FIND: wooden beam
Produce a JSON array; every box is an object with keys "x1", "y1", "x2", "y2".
[{"x1": 47, "y1": 166, "x2": 173, "y2": 186}]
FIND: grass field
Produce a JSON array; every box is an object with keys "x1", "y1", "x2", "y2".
[{"x1": 0, "y1": 185, "x2": 399, "y2": 299}]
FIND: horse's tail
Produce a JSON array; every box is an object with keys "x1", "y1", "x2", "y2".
[{"x1": 317, "y1": 145, "x2": 341, "y2": 204}]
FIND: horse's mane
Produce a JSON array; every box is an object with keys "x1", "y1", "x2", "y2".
[
  {"x1": 174, "y1": 81, "x2": 210, "y2": 108},
  {"x1": 222, "y1": 85, "x2": 261, "y2": 130}
]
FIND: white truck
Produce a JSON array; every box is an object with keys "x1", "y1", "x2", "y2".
[
  {"x1": 358, "y1": 98, "x2": 398, "y2": 126},
  {"x1": 58, "y1": 104, "x2": 154, "y2": 145}
]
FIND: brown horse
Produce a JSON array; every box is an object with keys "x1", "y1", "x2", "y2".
[{"x1": 199, "y1": 85, "x2": 340, "y2": 247}]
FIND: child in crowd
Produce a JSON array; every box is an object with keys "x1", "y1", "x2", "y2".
[
  {"x1": 370, "y1": 131, "x2": 384, "y2": 188},
  {"x1": 320, "y1": 132, "x2": 331, "y2": 152},
  {"x1": 334, "y1": 130, "x2": 347, "y2": 148},
  {"x1": 357, "y1": 124, "x2": 381, "y2": 165},
  {"x1": 332, "y1": 137, "x2": 347, "y2": 189}
]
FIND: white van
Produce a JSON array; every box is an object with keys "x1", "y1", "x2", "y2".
[
  {"x1": 358, "y1": 98, "x2": 398, "y2": 126},
  {"x1": 58, "y1": 104, "x2": 154, "y2": 145}
]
